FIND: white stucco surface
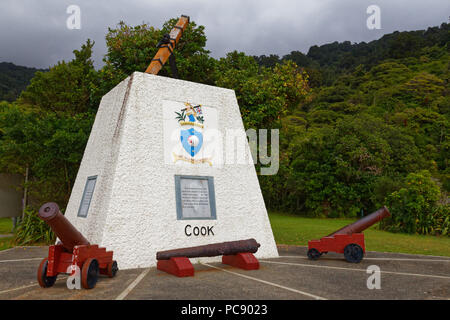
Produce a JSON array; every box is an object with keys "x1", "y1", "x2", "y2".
[{"x1": 64, "y1": 72, "x2": 279, "y2": 269}]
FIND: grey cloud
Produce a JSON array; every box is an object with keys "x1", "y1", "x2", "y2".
[{"x1": 0, "y1": 0, "x2": 448, "y2": 69}]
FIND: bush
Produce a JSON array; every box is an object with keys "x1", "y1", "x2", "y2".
[
  {"x1": 14, "y1": 207, "x2": 55, "y2": 245},
  {"x1": 383, "y1": 170, "x2": 448, "y2": 235}
]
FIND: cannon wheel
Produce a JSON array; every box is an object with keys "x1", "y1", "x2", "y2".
[
  {"x1": 37, "y1": 258, "x2": 57, "y2": 288},
  {"x1": 344, "y1": 244, "x2": 364, "y2": 263},
  {"x1": 107, "y1": 260, "x2": 118, "y2": 278},
  {"x1": 307, "y1": 248, "x2": 322, "y2": 260},
  {"x1": 81, "y1": 258, "x2": 99, "y2": 289}
]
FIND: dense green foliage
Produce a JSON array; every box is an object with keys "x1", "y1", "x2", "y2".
[
  {"x1": 254, "y1": 23, "x2": 450, "y2": 86},
  {"x1": 19, "y1": 40, "x2": 101, "y2": 114},
  {"x1": 384, "y1": 171, "x2": 448, "y2": 235},
  {"x1": 0, "y1": 62, "x2": 44, "y2": 102},
  {"x1": 102, "y1": 19, "x2": 216, "y2": 88},
  {"x1": 0, "y1": 41, "x2": 99, "y2": 208},
  {"x1": 14, "y1": 206, "x2": 54, "y2": 245},
  {"x1": 0, "y1": 18, "x2": 448, "y2": 243},
  {"x1": 0, "y1": 102, "x2": 94, "y2": 206},
  {"x1": 215, "y1": 52, "x2": 309, "y2": 128},
  {"x1": 257, "y1": 24, "x2": 449, "y2": 235}
]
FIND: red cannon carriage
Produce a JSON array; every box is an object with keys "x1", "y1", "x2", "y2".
[
  {"x1": 156, "y1": 239, "x2": 261, "y2": 277},
  {"x1": 307, "y1": 206, "x2": 391, "y2": 263},
  {"x1": 37, "y1": 202, "x2": 118, "y2": 289}
]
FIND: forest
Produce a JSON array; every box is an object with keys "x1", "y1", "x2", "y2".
[
  {"x1": 0, "y1": 62, "x2": 43, "y2": 102},
  {"x1": 0, "y1": 18, "x2": 448, "y2": 244}
]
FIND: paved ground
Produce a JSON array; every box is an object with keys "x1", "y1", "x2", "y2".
[{"x1": 0, "y1": 245, "x2": 448, "y2": 300}]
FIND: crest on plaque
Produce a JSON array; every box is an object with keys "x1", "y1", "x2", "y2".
[{"x1": 173, "y1": 102, "x2": 212, "y2": 165}]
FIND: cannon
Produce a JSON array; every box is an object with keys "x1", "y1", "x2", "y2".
[
  {"x1": 37, "y1": 202, "x2": 118, "y2": 289},
  {"x1": 156, "y1": 239, "x2": 261, "y2": 277},
  {"x1": 307, "y1": 206, "x2": 391, "y2": 263}
]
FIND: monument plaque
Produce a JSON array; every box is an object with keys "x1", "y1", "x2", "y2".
[
  {"x1": 175, "y1": 175, "x2": 216, "y2": 220},
  {"x1": 77, "y1": 175, "x2": 97, "y2": 218}
]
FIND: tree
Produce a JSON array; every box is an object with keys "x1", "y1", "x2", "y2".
[
  {"x1": 0, "y1": 62, "x2": 43, "y2": 102},
  {"x1": 0, "y1": 103, "x2": 94, "y2": 206},
  {"x1": 253, "y1": 54, "x2": 281, "y2": 68},
  {"x1": 18, "y1": 39, "x2": 100, "y2": 114},
  {"x1": 0, "y1": 40, "x2": 99, "y2": 208},
  {"x1": 102, "y1": 18, "x2": 216, "y2": 88},
  {"x1": 216, "y1": 52, "x2": 310, "y2": 128},
  {"x1": 385, "y1": 170, "x2": 449, "y2": 235}
]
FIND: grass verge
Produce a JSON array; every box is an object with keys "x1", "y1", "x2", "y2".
[
  {"x1": 0, "y1": 237, "x2": 14, "y2": 251},
  {"x1": 0, "y1": 218, "x2": 14, "y2": 251},
  {"x1": 269, "y1": 211, "x2": 450, "y2": 257},
  {"x1": 0, "y1": 218, "x2": 13, "y2": 234}
]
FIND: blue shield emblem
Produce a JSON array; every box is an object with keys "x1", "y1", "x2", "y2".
[{"x1": 180, "y1": 128, "x2": 203, "y2": 157}]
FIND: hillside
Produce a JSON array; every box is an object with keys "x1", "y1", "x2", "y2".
[
  {"x1": 255, "y1": 22, "x2": 450, "y2": 86},
  {"x1": 256, "y1": 23, "x2": 449, "y2": 235},
  {"x1": 0, "y1": 62, "x2": 44, "y2": 102}
]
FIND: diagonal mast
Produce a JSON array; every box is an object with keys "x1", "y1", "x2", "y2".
[{"x1": 145, "y1": 15, "x2": 190, "y2": 75}]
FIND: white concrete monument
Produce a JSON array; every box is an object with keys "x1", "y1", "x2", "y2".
[{"x1": 64, "y1": 72, "x2": 279, "y2": 269}]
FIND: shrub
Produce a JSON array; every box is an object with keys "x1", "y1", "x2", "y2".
[
  {"x1": 14, "y1": 207, "x2": 55, "y2": 245},
  {"x1": 384, "y1": 170, "x2": 448, "y2": 235}
]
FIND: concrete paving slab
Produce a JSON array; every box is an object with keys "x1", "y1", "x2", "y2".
[
  {"x1": 0, "y1": 268, "x2": 144, "y2": 300},
  {"x1": 124, "y1": 264, "x2": 313, "y2": 300},
  {"x1": 256, "y1": 259, "x2": 448, "y2": 299},
  {"x1": 0, "y1": 246, "x2": 47, "y2": 260}
]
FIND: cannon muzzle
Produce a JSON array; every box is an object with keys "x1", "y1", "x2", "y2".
[
  {"x1": 157, "y1": 239, "x2": 261, "y2": 260},
  {"x1": 328, "y1": 206, "x2": 391, "y2": 236},
  {"x1": 38, "y1": 202, "x2": 90, "y2": 252}
]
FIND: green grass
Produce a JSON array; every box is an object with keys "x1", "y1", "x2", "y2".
[
  {"x1": 269, "y1": 211, "x2": 450, "y2": 257},
  {"x1": 0, "y1": 237, "x2": 14, "y2": 251},
  {"x1": 0, "y1": 218, "x2": 14, "y2": 251},
  {"x1": 0, "y1": 218, "x2": 13, "y2": 234}
]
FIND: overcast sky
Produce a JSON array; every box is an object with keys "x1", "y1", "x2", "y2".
[{"x1": 0, "y1": 0, "x2": 448, "y2": 69}]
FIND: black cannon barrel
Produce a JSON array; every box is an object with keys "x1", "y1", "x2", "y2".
[
  {"x1": 38, "y1": 202, "x2": 90, "y2": 252},
  {"x1": 157, "y1": 239, "x2": 261, "y2": 260},
  {"x1": 328, "y1": 206, "x2": 391, "y2": 236}
]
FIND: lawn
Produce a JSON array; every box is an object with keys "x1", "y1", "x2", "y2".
[
  {"x1": 0, "y1": 236, "x2": 14, "y2": 251},
  {"x1": 0, "y1": 218, "x2": 14, "y2": 251},
  {"x1": 0, "y1": 218, "x2": 13, "y2": 234},
  {"x1": 268, "y1": 211, "x2": 450, "y2": 257}
]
